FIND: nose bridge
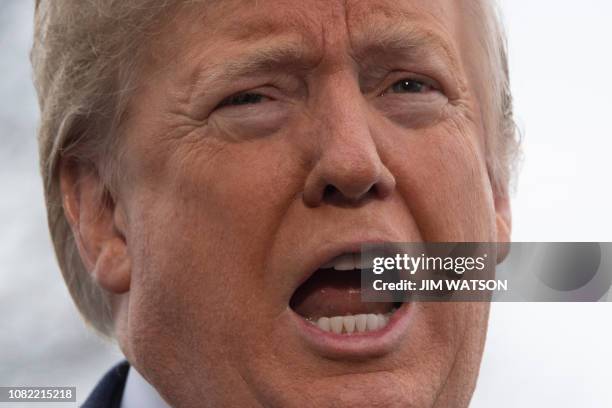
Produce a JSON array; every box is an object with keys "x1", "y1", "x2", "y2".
[
  {"x1": 302, "y1": 72, "x2": 396, "y2": 206},
  {"x1": 316, "y1": 72, "x2": 377, "y2": 166}
]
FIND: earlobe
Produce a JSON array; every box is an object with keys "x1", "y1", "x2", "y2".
[
  {"x1": 59, "y1": 160, "x2": 131, "y2": 294},
  {"x1": 95, "y1": 238, "x2": 131, "y2": 293}
]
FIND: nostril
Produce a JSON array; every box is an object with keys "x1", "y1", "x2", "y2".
[
  {"x1": 322, "y1": 182, "x2": 377, "y2": 206},
  {"x1": 323, "y1": 185, "x2": 339, "y2": 201},
  {"x1": 303, "y1": 161, "x2": 395, "y2": 207}
]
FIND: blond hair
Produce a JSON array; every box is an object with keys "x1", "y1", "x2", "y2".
[{"x1": 31, "y1": 0, "x2": 519, "y2": 336}]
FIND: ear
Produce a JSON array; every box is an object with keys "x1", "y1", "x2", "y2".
[
  {"x1": 59, "y1": 160, "x2": 131, "y2": 294},
  {"x1": 494, "y1": 190, "x2": 512, "y2": 264}
]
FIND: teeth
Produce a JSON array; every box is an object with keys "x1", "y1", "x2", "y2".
[
  {"x1": 358, "y1": 255, "x2": 373, "y2": 270},
  {"x1": 366, "y1": 314, "x2": 379, "y2": 331},
  {"x1": 320, "y1": 253, "x2": 376, "y2": 271},
  {"x1": 321, "y1": 260, "x2": 335, "y2": 268},
  {"x1": 355, "y1": 314, "x2": 368, "y2": 332},
  {"x1": 343, "y1": 315, "x2": 356, "y2": 333},
  {"x1": 317, "y1": 317, "x2": 330, "y2": 332},
  {"x1": 332, "y1": 254, "x2": 356, "y2": 270},
  {"x1": 312, "y1": 312, "x2": 393, "y2": 334},
  {"x1": 330, "y1": 316, "x2": 344, "y2": 334}
]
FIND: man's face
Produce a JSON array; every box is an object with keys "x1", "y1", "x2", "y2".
[{"x1": 113, "y1": 0, "x2": 506, "y2": 406}]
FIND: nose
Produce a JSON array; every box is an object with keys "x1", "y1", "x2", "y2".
[{"x1": 302, "y1": 83, "x2": 396, "y2": 207}]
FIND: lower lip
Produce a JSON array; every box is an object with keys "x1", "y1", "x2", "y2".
[{"x1": 289, "y1": 303, "x2": 413, "y2": 359}]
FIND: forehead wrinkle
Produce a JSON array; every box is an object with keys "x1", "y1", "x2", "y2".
[
  {"x1": 216, "y1": 0, "x2": 323, "y2": 45},
  {"x1": 345, "y1": 3, "x2": 468, "y2": 90},
  {"x1": 173, "y1": 3, "x2": 331, "y2": 105}
]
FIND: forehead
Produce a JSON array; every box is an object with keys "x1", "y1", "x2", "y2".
[
  {"x1": 157, "y1": 0, "x2": 475, "y2": 61},
  {"x1": 138, "y1": 0, "x2": 488, "y2": 122},
  {"x1": 200, "y1": 0, "x2": 458, "y2": 36}
]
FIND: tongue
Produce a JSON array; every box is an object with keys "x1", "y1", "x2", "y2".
[{"x1": 290, "y1": 269, "x2": 394, "y2": 319}]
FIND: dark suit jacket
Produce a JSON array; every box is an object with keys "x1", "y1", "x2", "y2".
[{"x1": 82, "y1": 361, "x2": 130, "y2": 408}]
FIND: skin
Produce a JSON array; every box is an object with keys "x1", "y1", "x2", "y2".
[{"x1": 60, "y1": 0, "x2": 512, "y2": 407}]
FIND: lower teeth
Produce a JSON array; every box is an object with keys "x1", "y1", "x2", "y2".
[{"x1": 306, "y1": 309, "x2": 397, "y2": 334}]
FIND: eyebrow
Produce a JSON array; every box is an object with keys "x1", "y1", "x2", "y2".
[
  {"x1": 351, "y1": 21, "x2": 461, "y2": 75},
  {"x1": 191, "y1": 39, "x2": 319, "y2": 89},
  {"x1": 188, "y1": 20, "x2": 461, "y2": 97}
]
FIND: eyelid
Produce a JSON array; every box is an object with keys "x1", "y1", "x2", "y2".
[
  {"x1": 217, "y1": 92, "x2": 270, "y2": 108},
  {"x1": 214, "y1": 87, "x2": 277, "y2": 111},
  {"x1": 379, "y1": 72, "x2": 443, "y2": 96}
]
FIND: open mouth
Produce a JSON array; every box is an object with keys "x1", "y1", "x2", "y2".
[{"x1": 289, "y1": 253, "x2": 403, "y2": 335}]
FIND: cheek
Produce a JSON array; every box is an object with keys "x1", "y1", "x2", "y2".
[
  {"x1": 387, "y1": 120, "x2": 495, "y2": 241},
  {"x1": 122, "y1": 135, "x2": 305, "y2": 366}
]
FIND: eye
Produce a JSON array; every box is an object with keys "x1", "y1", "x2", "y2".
[
  {"x1": 385, "y1": 78, "x2": 435, "y2": 94},
  {"x1": 217, "y1": 92, "x2": 268, "y2": 109}
]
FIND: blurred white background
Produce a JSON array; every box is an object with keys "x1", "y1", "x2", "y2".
[{"x1": 1, "y1": 0, "x2": 610, "y2": 406}]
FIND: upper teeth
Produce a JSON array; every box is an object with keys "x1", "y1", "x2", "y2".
[{"x1": 321, "y1": 253, "x2": 370, "y2": 270}]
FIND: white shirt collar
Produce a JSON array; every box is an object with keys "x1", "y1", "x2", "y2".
[{"x1": 120, "y1": 365, "x2": 171, "y2": 408}]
